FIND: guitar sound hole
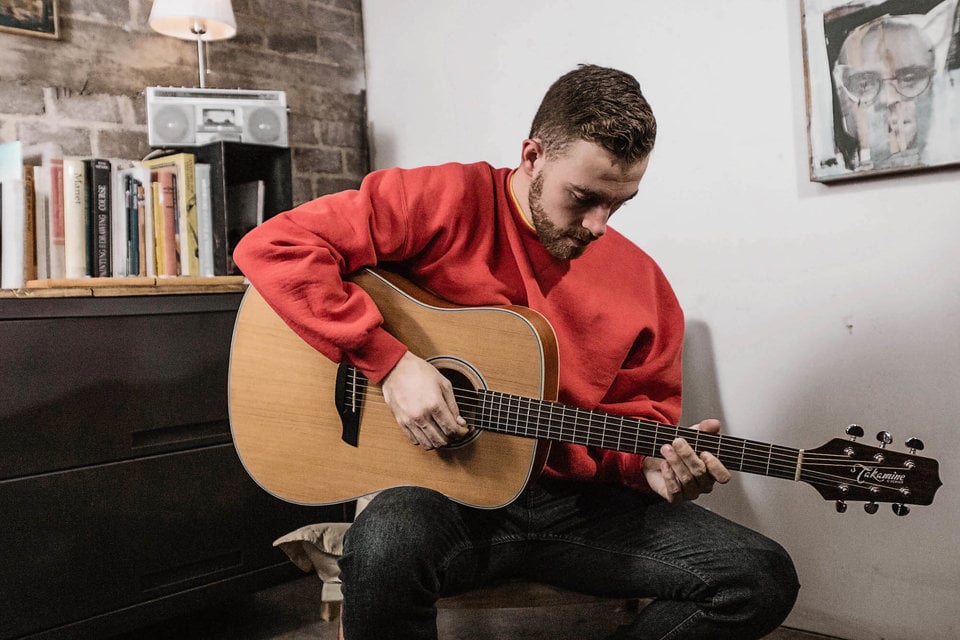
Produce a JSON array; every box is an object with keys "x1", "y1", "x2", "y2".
[{"x1": 439, "y1": 368, "x2": 482, "y2": 449}]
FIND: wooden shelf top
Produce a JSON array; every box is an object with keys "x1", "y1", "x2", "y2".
[{"x1": 0, "y1": 276, "x2": 247, "y2": 299}]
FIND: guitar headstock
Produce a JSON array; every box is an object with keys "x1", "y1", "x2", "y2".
[{"x1": 802, "y1": 426, "x2": 942, "y2": 515}]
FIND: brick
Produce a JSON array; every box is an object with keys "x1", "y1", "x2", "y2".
[
  {"x1": 320, "y1": 120, "x2": 364, "y2": 149},
  {"x1": 302, "y1": 4, "x2": 359, "y2": 37},
  {"x1": 343, "y1": 147, "x2": 367, "y2": 177},
  {"x1": 317, "y1": 34, "x2": 363, "y2": 69},
  {"x1": 53, "y1": 92, "x2": 122, "y2": 125},
  {"x1": 16, "y1": 122, "x2": 92, "y2": 156},
  {"x1": 313, "y1": 175, "x2": 362, "y2": 197},
  {"x1": 291, "y1": 176, "x2": 314, "y2": 207},
  {"x1": 293, "y1": 146, "x2": 342, "y2": 174},
  {"x1": 72, "y1": 0, "x2": 132, "y2": 24},
  {"x1": 267, "y1": 30, "x2": 318, "y2": 55},
  {"x1": 288, "y1": 114, "x2": 320, "y2": 145},
  {"x1": 0, "y1": 83, "x2": 45, "y2": 116},
  {"x1": 97, "y1": 129, "x2": 151, "y2": 160}
]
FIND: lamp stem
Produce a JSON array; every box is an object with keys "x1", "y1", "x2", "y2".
[
  {"x1": 197, "y1": 37, "x2": 207, "y2": 88},
  {"x1": 192, "y1": 21, "x2": 208, "y2": 88}
]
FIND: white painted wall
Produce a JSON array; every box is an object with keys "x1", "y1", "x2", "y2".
[{"x1": 360, "y1": 2, "x2": 960, "y2": 638}]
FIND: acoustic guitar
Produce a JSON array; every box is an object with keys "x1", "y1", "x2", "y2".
[{"x1": 229, "y1": 268, "x2": 941, "y2": 515}]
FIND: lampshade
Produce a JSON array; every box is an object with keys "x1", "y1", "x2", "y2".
[{"x1": 149, "y1": 0, "x2": 237, "y2": 41}]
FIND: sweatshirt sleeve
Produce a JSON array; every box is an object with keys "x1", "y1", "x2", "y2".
[
  {"x1": 233, "y1": 168, "x2": 416, "y2": 382},
  {"x1": 595, "y1": 271, "x2": 685, "y2": 492}
]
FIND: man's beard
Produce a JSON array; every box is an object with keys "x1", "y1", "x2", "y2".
[{"x1": 529, "y1": 171, "x2": 593, "y2": 260}]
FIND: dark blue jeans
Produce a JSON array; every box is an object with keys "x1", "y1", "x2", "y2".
[{"x1": 339, "y1": 479, "x2": 799, "y2": 639}]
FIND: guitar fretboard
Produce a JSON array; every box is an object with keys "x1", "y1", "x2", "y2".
[{"x1": 473, "y1": 388, "x2": 801, "y2": 481}]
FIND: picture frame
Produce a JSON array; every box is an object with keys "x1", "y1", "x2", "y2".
[
  {"x1": 800, "y1": 0, "x2": 960, "y2": 182},
  {"x1": 0, "y1": 0, "x2": 59, "y2": 40}
]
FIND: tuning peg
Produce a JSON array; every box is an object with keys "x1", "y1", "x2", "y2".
[
  {"x1": 845, "y1": 424, "x2": 864, "y2": 440},
  {"x1": 864, "y1": 501, "x2": 879, "y2": 514},
  {"x1": 892, "y1": 503, "x2": 911, "y2": 516},
  {"x1": 876, "y1": 431, "x2": 893, "y2": 448},
  {"x1": 905, "y1": 437, "x2": 925, "y2": 453},
  {"x1": 835, "y1": 500, "x2": 848, "y2": 513}
]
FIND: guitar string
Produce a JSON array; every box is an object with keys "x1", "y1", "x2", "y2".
[
  {"x1": 349, "y1": 368, "x2": 920, "y2": 488},
  {"x1": 338, "y1": 382, "x2": 914, "y2": 494},
  {"x1": 339, "y1": 372, "x2": 904, "y2": 471},
  {"x1": 337, "y1": 388, "x2": 907, "y2": 496},
  {"x1": 339, "y1": 374, "x2": 881, "y2": 470}
]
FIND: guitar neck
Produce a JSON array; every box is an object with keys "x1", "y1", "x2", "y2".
[{"x1": 475, "y1": 389, "x2": 802, "y2": 482}]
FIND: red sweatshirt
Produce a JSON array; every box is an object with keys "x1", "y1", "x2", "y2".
[{"x1": 233, "y1": 162, "x2": 685, "y2": 492}]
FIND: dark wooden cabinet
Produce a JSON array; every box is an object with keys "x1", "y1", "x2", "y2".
[{"x1": 0, "y1": 291, "x2": 342, "y2": 639}]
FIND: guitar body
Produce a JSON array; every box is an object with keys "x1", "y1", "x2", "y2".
[{"x1": 229, "y1": 269, "x2": 560, "y2": 508}]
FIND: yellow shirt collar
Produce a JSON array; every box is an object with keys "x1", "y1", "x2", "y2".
[{"x1": 508, "y1": 170, "x2": 535, "y2": 231}]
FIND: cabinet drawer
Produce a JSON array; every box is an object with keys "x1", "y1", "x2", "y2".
[
  {"x1": 0, "y1": 444, "x2": 339, "y2": 640},
  {"x1": 2, "y1": 303, "x2": 240, "y2": 479}
]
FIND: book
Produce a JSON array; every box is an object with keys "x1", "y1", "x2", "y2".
[
  {"x1": 88, "y1": 158, "x2": 112, "y2": 278},
  {"x1": 111, "y1": 163, "x2": 129, "y2": 277},
  {"x1": 142, "y1": 153, "x2": 198, "y2": 276},
  {"x1": 32, "y1": 165, "x2": 50, "y2": 280},
  {"x1": 22, "y1": 165, "x2": 36, "y2": 283},
  {"x1": 1, "y1": 178, "x2": 25, "y2": 289},
  {"x1": 62, "y1": 157, "x2": 88, "y2": 278},
  {"x1": 195, "y1": 163, "x2": 214, "y2": 277},
  {"x1": 48, "y1": 157, "x2": 65, "y2": 278},
  {"x1": 154, "y1": 169, "x2": 179, "y2": 277},
  {"x1": 0, "y1": 141, "x2": 25, "y2": 288},
  {"x1": 125, "y1": 173, "x2": 139, "y2": 275}
]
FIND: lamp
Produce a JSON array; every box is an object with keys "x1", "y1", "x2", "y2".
[{"x1": 149, "y1": 0, "x2": 237, "y2": 88}]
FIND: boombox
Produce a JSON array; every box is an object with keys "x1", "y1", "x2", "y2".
[{"x1": 146, "y1": 86, "x2": 289, "y2": 148}]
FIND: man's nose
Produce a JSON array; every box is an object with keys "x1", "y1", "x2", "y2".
[
  {"x1": 878, "y1": 77, "x2": 902, "y2": 106},
  {"x1": 581, "y1": 207, "x2": 609, "y2": 238}
]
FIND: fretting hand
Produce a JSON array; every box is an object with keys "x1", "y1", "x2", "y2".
[{"x1": 642, "y1": 418, "x2": 731, "y2": 503}]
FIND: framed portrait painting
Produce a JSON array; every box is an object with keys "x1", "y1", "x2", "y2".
[
  {"x1": 0, "y1": 0, "x2": 59, "y2": 39},
  {"x1": 801, "y1": 0, "x2": 960, "y2": 182}
]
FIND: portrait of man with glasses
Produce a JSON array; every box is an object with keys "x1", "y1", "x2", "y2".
[
  {"x1": 833, "y1": 14, "x2": 938, "y2": 171},
  {"x1": 804, "y1": 0, "x2": 960, "y2": 180}
]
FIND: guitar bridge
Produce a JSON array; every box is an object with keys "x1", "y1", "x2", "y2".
[{"x1": 335, "y1": 364, "x2": 367, "y2": 447}]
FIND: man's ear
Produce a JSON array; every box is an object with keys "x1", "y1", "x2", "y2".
[{"x1": 519, "y1": 138, "x2": 545, "y2": 175}]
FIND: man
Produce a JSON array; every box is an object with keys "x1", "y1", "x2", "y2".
[
  {"x1": 234, "y1": 64, "x2": 799, "y2": 639},
  {"x1": 832, "y1": 15, "x2": 937, "y2": 171}
]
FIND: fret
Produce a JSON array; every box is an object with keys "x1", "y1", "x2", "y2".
[
  {"x1": 545, "y1": 402, "x2": 558, "y2": 440},
  {"x1": 581, "y1": 408, "x2": 591, "y2": 447},
  {"x1": 531, "y1": 397, "x2": 543, "y2": 439},
  {"x1": 517, "y1": 396, "x2": 530, "y2": 437},
  {"x1": 505, "y1": 394, "x2": 518, "y2": 435},
  {"x1": 496, "y1": 391, "x2": 508, "y2": 434}
]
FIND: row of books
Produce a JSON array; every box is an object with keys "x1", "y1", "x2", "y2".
[{"x1": 0, "y1": 141, "x2": 265, "y2": 289}]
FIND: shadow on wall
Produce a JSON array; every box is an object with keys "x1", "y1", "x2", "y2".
[
  {"x1": 679, "y1": 319, "x2": 727, "y2": 428},
  {"x1": 679, "y1": 319, "x2": 766, "y2": 528}
]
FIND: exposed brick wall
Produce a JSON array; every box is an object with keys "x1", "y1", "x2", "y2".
[{"x1": 0, "y1": 0, "x2": 367, "y2": 206}]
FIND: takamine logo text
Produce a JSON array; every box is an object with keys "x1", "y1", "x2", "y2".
[{"x1": 852, "y1": 464, "x2": 907, "y2": 485}]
